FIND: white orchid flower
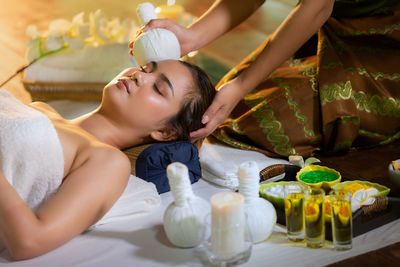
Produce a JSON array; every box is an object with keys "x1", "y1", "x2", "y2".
[
  {"x1": 48, "y1": 19, "x2": 71, "y2": 36},
  {"x1": 89, "y1": 9, "x2": 110, "y2": 42},
  {"x1": 26, "y1": 25, "x2": 40, "y2": 39},
  {"x1": 72, "y1": 12, "x2": 85, "y2": 25},
  {"x1": 69, "y1": 12, "x2": 85, "y2": 37},
  {"x1": 26, "y1": 39, "x2": 41, "y2": 62},
  {"x1": 63, "y1": 36, "x2": 85, "y2": 49},
  {"x1": 25, "y1": 8, "x2": 139, "y2": 64},
  {"x1": 108, "y1": 17, "x2": 122, "y2": 40},
  {"x1": 45, "y1": 34, "x2": 64, "y2": 51},
  {"x1": 119, "y1": 18, "x2": 137, "y2": 42},
  {"x1": 351, "y1": 188, "x2": 378, "y2": 213},
  {"x1": 77, "y1": 24, "x2": 90, "y2": 39},
  {"x1": 62, "y1": 12, "x2": 89, "y2": 49}
]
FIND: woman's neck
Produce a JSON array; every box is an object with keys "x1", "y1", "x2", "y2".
[{"x1": 72, "y1": 110, "x2": 149, "y2": 149}]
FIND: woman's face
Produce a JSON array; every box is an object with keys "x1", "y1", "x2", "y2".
[{"x1": 101, "y1": 60, "x2": 192, "y2": 138}]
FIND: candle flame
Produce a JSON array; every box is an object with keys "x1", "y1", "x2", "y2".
[{"x1": 167, "y1": 0, "x2": 175, "y2": 6}]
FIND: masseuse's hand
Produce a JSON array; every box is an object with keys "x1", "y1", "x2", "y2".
[
  {"x1": 190, "y1": 79, "x2": 244, "y2": 142},
  {"x1": 129, "y1": 18, "x2": 195, "y2": 57}
]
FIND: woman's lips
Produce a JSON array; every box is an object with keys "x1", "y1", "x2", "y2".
[{"x1": 118, "y1": 79, "x2": 130, "y2": 94}]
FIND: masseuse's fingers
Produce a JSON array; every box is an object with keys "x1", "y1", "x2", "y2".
[
  {"x1": 128, "y1": 29, "x2": 146, "y2": 55},
  {"x1": 189, "y1": 114, "x2": 223, "y2": 142},
  {"x1": 190, "y1": 81, "x2": 244, "y2": 142}
]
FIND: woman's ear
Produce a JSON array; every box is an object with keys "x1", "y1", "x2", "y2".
[{"x1": 150, "y1": 128, "x2": 178, "y2": 142}]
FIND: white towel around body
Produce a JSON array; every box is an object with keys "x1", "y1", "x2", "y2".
[
  {"x1": 199, "y1": 139, "x2": 288, "y2": 189},
  {"x1": 0, "y1": 90, "x2": 65, "y2": 211},
  {"x1": 0, "y1": 90, "x2": 160, "y2": 227},
  {"x1": 94, "y1": 175, "x2": 161, "y2": 227}
]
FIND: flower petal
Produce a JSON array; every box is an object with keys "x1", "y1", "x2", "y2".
[
  {"x1": 26, "y1": 39, "x2": 41, "y2": 61},
  {"x1": 72, "y1": 12, "x2": 85, "y2": 26},
  {"x1": 26, "y1": 25, "x2": 39, "y2": 39},
  {"x1": 46, "y1": 34, "x2": 64, "y2": 51},
  {"x1": 64, "y1": 36, "x2": 85, "y2": 49},
  {"x1": 49, "y1": 19, "x2": 71, "y2": 35},
  {"x1": 77, "y1": 24, "x2": 90, "y2": 39}
]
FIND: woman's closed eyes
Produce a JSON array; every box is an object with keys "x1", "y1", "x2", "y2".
[
  {"x1": 136, "y1": 61, "x2": 174, "y2": 98},
  {"x1": 135, "y1": 64, "x2": 162, "y2": 96}
]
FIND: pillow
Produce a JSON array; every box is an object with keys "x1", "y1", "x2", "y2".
[
  {"x1": 135, "y1": 142, "x2": 202, "y2": 194},
  {"x1": 123, "y1": 143, "x2": 153, "y2": 175}
]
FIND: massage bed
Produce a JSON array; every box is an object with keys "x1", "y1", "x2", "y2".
[
  {"x1": 0, "y1": 178, "x2": 398, "y2": 266},
  {"x1": 0, "y1": 100, "x2": 398, "y2": 266}
]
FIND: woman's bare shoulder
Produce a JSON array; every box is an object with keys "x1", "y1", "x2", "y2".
[
  {"x1": 71, "y1": 142, "x2": 131, "y2": 178},
  {"x1": 89, "y1": 145, "x2": 131, "y2": 173},
  {"x1": 63, "y1": 143, "x2": 131, "y2": 206},
  {"x1": 29, "y1": 101, "x2": 62, "y2": 119}
]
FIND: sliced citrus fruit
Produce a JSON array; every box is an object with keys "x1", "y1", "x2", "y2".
[
  {"x1": 338, "y1": 205, "x2": 351, "y2": 226},
  {"x1": 285, "y1": 199, "x2": 292, "y2": 214},
  {"x1": 305, "y1": 202, "x2": 320, "y2": 223},
  {"x1": 324, "y1": 197, "x2": 332, "y2": 221}
]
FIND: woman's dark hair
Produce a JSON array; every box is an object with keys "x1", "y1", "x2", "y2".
[{"x1": 166, "y1": 60, "x2": 216, "y2": 141}]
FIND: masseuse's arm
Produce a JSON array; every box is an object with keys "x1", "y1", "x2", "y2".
[
  {"x1": 130, "y1": 0, "x2": 266, "y2": 56},
  {"x1": 0, "y1": 148, "x2": 130, "y2": 260},
  {"x1": 190, "y1": 0, "x2": 335, "y2": 140}
]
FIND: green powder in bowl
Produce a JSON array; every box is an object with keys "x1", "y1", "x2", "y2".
[
  {"x1": 296, "y1": 165, "x2": 341, "y2": 190},
  {"x1": 299, "y1": 170, "x2": 339, "y2": 184}
]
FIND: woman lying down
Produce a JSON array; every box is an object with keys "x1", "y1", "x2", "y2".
[{"x1": 0, "y1": 60, "x2": 215, "y2": 259}]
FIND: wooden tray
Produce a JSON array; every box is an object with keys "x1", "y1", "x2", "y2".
[{"x1": 23, "y1": 79, "x2": 105, "y2": 102}]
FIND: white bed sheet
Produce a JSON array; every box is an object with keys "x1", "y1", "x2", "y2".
[
  {"x1": 2, "y1": 100, "x2": 397, "y2": 266},
  {"x1": 0, "y1": 179, "x2": 399, "y2": 267}
]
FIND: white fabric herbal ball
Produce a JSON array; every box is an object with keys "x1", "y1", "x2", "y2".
[
  {"x1": 163, "y1": 197, "x2": 209, "y2": 248},
  {"x1": 132, "y1": 28, "x2": 181, "y2": 66},
  {"x1": 245, "y1": 198, "x2": 277, "y2": 243}
]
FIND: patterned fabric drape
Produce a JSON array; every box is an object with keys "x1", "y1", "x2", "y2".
[{"x1": 213, "y1": 4, "x2": 400, "y2": 158}]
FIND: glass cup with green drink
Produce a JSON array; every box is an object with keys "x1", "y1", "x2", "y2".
[
  {"x1": 284, "y1": 182, "x2": 305, "y2": 241},
  {"x1": 330, "y1": 190, "x2": 352, "y2": 250},
  {"x1": 304, "y1": 188, "x2": 325, "y2": 248}
]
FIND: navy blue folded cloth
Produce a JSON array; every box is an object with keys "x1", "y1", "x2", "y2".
[{"x1": 135, "y1": 141, "x2": 202, "y2": 194}]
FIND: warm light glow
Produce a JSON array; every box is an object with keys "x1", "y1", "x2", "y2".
[
  {"x1": 168, "y1": 0, "x2": 175, "y2": 6},
  {"x1": 187, "y1": 51, "x2": 198, "y2": 57}
]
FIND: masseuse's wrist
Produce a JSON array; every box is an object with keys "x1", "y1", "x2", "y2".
[
  {"x1": 183, "y1": 29, "x2": 198, "y2": 53},
  {"x1": 234, "y1": 74, "x2": 255, "y2": 99},
  {"x1": 187, "y1": 22, "x2": 211, "y2": 52},
  {"x1": 227, "y1": 77, "x2": 248, "y2": 104}
]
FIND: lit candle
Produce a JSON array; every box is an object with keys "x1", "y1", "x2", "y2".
[
  {"x1": 156, "y1": 0, "x2": 184, "y2": 23},
  {"x1": 210, "y1": 192, "x2": 245, "y2": 258}
]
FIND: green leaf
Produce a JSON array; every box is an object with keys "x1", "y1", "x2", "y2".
[{"x1": 305, "y1": 157, "x2": 321, "y2": 166}]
